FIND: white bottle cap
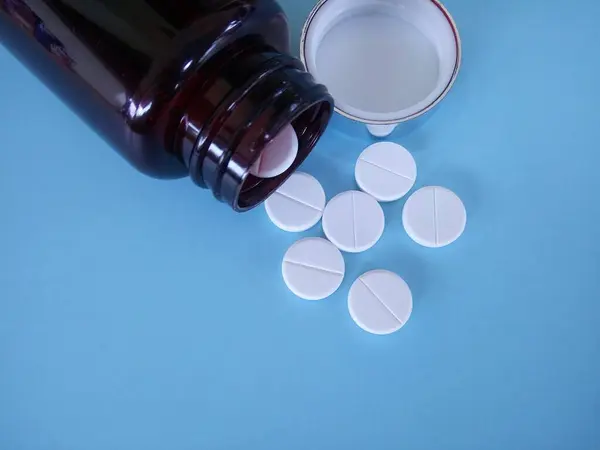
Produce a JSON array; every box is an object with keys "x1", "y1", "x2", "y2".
[{"x1": 301, "y1": 0, "x2": 461, "y2": 136}]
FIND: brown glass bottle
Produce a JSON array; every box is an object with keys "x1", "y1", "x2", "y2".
[{"x1": 0, "y1": 0, "x2": 333, "y2": 211}]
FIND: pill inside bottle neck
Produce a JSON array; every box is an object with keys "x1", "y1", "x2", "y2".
[{"x1": 250, "y1": 123, "x2": 299, "y2": 179}]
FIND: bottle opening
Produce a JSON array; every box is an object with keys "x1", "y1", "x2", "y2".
[
  {"x1": 237, "y1": 100, "x2": 332, "y2": 211},
  {"x1": 182, "y1": 42, "x2": 334, "y2": 211}
]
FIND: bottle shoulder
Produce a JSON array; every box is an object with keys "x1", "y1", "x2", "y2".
[{"x1": 125, "y1": 0, "x2": 289, "y2": 131}]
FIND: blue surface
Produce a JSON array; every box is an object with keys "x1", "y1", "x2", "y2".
[{"x1": 2, "y1": 1, "x2": 600, "y2": 449}]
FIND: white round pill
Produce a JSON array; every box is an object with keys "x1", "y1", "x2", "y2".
[
  {"x1": 265, "y1": 172, "x2": 326, "y2": 232},
  {"x1": 250, "y1": 123, "x2": 299, "y2": 178},
  {"x1": 322, "y1": 191, "x2": 385, "y2": 253},
  {"x1": 402, "y1": 186, "x2": 467, "y2": 248},
  {"x1": 282, "y1": 237, "x2": 345, "y2": 300},
  {"x1": 348, "y1": 270, "x2": 413, "y2": 335},
  {"x1": 355, "y1": 142, "x2": 416, "y2": 202}
]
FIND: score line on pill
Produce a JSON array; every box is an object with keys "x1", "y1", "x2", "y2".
[
  {"x1": 355, "y1": 142, "x2": 416, "y2": 202},
  {"x1": 348, "y1": 270, "x2": 413, "y2": 335},
  {"x1": 322, "y1": 190, "x2": 385, "y2": 253},
  {"x1": 265, "y1": 172, "x2": 326, "y2": 232},
  {"x1": 250, "y1": 123, "x2": 299, "y2": 178},
  {"x1": 402, "y1": 186, "x2": 466, "y2": 248},
  {"x1": 282, "y1": 237, "x2": 345, "y2": 300}
]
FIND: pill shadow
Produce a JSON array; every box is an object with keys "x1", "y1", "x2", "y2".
[
  {"x1": 302, "y1": 117, "x2": 367, "y2": 195},
  {"x1": 380, "y1": 199, "x2": 407, "y2": 234},
  {"x1": 302, "y1": 156, "x2": 354, "y2": 199},
  {"x1": 390, "y1": 115, "x2": 436, "y2": 152},
  {"x1": 398, "y1": 130, "x2": 429, "y2": 154},
  {"x1": 327, "y1": 114, "x2": 367, "y2": 140}
]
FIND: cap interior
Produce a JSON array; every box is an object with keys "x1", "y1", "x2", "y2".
[{"x1": 303, "y1": 0, "x2": 459, "y2": 123}]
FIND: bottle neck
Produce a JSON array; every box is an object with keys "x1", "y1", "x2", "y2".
[{"x1": 172, "y1": 40, "x2": 333, "y2": 211}]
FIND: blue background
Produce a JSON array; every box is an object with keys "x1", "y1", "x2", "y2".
[{"x1": 2, "y1": 0, "x2": 600, "y2": 449}]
